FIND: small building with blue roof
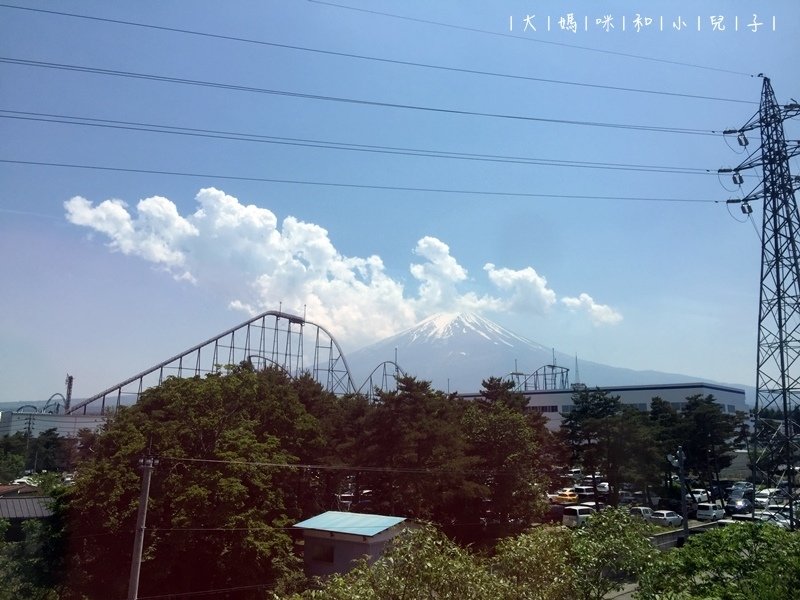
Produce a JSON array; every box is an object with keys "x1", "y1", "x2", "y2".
[{"x1": 294, "y1": 510, "x2": 408, "y2": 578}]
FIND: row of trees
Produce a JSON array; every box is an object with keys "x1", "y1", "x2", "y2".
[
  {"x1": 563, "y1": 389, "x2": 746, "y2": 503},
  {"x1": 59, "y1": 368, "x2": 571, "y2": 598},
  {"x1": 293, "y1": 516, "x2": 800, "y2": 600},
  {"x1": 1, "y1": 365, "x2": 751, "y2": 597},
  {"x1": 295, "y1": 509, "x2": 657, "y2": 600},
  {"x1": 0, "y1": 428, "x2": 77, "y2": 483}
]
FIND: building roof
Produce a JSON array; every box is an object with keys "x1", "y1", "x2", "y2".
[
  {"x1": 0, "y1": 484, "x2": 41, "y2": 497},
  {"x1": 0, "y1": 496, "x2": 53, "y2": 519},
  {"x1": 294, "y1": 511, "x2": 405, "y2": 537}
]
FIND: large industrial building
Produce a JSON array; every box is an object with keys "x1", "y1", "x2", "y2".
[
  {"x1": 0, "y1": 410, "x2": 106, "y2": 438},
  {"x1": 461, "y1": 382, "x2": 749, "y2": 430}
]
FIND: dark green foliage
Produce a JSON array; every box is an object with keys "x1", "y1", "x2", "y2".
[
  {"x1": 356, "y1": 377, "x2": 479, "y2": 521},
  {"x1": 637, "y1": 522, "x2": 800, "y2": 599},
  {"x1": 462, "y1": 401, "x2": 548, "y2": 525},
  {"x1": 679, "y1": 394, "x2": 737, "y2": 486},
  {"x1": 64, "y1": 365, "x2": 324, "y2": 599},
  {"x1": 296, "y1": 509, "x2": 656, "y2": 600},
  {"x1": 1, "y1": 429, "x2": 77, "y2": 482}
]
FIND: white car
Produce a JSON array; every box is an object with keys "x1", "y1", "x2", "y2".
[
  {"x1": 696, "y1": 502, "x2": 725, "y2": 521},
  {"x1": 754, "y1": 488, "x2": 784, "y2": 508},
  {"x1": 629, "y1": 506, "x2": 653, "y2": 520},
  {"x1": 686, "y1": 488, "x2": 709, "y2": 502},
  {"x1": 563, "y1": 505, "x2": 595, "y2": 527},
  {"x1": 650, "y1": 510, "x2": 683, "y2": 527}
]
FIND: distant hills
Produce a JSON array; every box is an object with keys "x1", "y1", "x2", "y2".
[{"x1": 347, "y1": 313, "x2": 753, "y2": 402}]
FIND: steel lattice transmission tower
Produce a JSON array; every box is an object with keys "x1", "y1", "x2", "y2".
[{"x1": 723, "y1": 77, "x2": 800, "y2": 526}]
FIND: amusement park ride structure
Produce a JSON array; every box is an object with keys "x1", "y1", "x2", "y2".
[{"x1": 66, "y1": 310, "x2": 406, "y2": 415}]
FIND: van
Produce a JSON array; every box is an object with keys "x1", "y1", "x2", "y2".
[
  {"x1": 696, "y1": 502, "x2": 725, "y2": 521},
  {"x1": 563, "y1": 505, "x2": 595, "y2": 527},
  {"x1": 629, "y1": 506, "x2": 653, "y2": 520}
]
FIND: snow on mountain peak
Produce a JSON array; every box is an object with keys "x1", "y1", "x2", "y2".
[{"x1": 403, "y1": 312, "x2": 537, "y2": 348}]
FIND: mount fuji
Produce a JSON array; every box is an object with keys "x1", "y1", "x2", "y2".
[{"x1": 347, "y1": 313, "x2": 742, "y2": 396}]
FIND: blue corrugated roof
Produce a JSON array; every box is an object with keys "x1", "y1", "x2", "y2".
[{"x1": 294, "y1": 511, "x2": 405, "y2": 537}]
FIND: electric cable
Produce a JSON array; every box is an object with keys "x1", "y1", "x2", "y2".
[
  {"x1": 0, "y1": 109, "x2": 721, "y2": 176},
  {"x1": 0, "y1": 158, "x2": 718, "y2": 203},
  {"x1": 0, "y1": 3, "x2": 757, "y2": 105},
  {"x1": 0, "y1": 57, "x2": 718, "y2": 136},
  {"x1": 307, "y1": 0, "x2": 757, "y2": 78}
]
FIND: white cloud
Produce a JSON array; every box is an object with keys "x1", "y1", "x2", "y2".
[
  {"x1": 65, "y1": 188, "x2": 621, "y2": 348},
  {"x1": 65, "y1": 195, "x2": 198, "y2": 278},
  {"x1": 483, "y1": 263, "x2": 557, "y2": 313},
  {"x1": 410, "y1": 236, "x2": 468, "y2": 311},
  {"x1": 561, "y1": 293, "x2": 623, "y2": 325}
]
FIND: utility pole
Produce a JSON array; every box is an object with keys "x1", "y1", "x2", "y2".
[
  {"x1": 722, "y1": 76, "x2": 800, "y2": 530},
  {"x1": 128, "y1": 456, "x2": 158, "y2": 600},
  {"x1": 668, "y1": 447, "x2": 689, "y2": 540}
]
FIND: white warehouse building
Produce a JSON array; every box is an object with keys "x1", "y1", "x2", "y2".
[
  {"x1": 0, "y1": 411, "x2": 106, "y2": 438},
  {"x1": 462, "y1": 382, "x2": 748, "y2": 430}
]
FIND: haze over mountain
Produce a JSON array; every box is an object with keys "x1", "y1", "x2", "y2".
[{"x1": 348, "y1": 313, "x2": 751, "y2": 399}]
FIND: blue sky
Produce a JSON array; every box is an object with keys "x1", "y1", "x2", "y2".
[{"x1": 1, "y1": 0, "x2": 799, "y2": 403}]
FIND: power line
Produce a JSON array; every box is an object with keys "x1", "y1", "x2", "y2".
[
  {"x1": 0, "y1": 158, "x2": 717, "y2": 203},
  {"x1": 0, "y1": 3, "x2": 756, "y2": 105},
  {"x1": 134, "y1": 583, "x2": 275, "y2": 600},
  {"x1": 0, "y1": 57, "x2": 718, "y2": 136},
  {"x1": 307, "y1": 0, "x2": 757, "y2": 78},
  {"x1": 0, "y1": 109, "x2": 719, "y2": 176}
]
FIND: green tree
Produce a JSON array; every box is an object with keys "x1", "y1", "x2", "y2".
[
  {"x1": 296, "y1": 509, "x2": 655, "y2": 600},
  {"x1": 358, "y1": 377, "x2": 478, "y2": 523},
  {"x1": 571, "y1": 508, "x2": 656, "y2": 600},
  {"x1": 463, "y1": 401, "x2": 547, "y2": 526},
  {"x1": 0, "y1": 453, "x2": 24, "y2": 483},
  {"x1": 1, "y1": 432, "x2": 27, "y2": 483},
  {"x1": 562, "y1": 389, "x2": 625, "y2": 498},
  {"x1": 64, "y1": 365, "x2": 320, "y2": 599},
  {"x1": 491, "y1": 525, "x2": 575, "y2": 600},
  {"x1": 680, "y1": 394, "x2": 736, "y2": 490},
  {"x1": 479, "y1": 376, "x2": 528, "y2": 412},
  {"x1": 296, "y1": 525, "x2": 503, "y2": 600},
  {"x1": 637, "y1": 522, "x2": 800, "y2": 599}
]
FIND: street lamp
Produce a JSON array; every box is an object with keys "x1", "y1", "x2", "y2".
[{"x1": 667, "y1": 446, "x2": 690, "y2": 540}]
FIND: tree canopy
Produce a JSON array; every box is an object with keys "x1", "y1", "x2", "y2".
[
  {"x1": 295, "y1": 508, "x2": 655, "y2": 600},
  {"x1": 637, "y1": 522, "x2": 800, "y2": 599},
  {"x1": 64, "y1": 365, "x2": 328, "y2": 599}
]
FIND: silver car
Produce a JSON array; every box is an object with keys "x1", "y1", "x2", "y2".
[{"x1": 650, "y1": 510, "x2": 683, "y2": 527}]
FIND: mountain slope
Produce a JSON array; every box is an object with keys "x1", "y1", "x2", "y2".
[{"x1": 347, "y1": 312, "x2": 744, "y2": 396}]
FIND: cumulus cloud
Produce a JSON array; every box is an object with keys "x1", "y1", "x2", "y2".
[
  {"x1": 65, "y1": 194, "x2": 198, "y2": 280},
  {"x1": 65, "y1": 188, "x2": 622, "y2": 348},
  {"x1": 561, "y1": 293, "x2": 623, "y2": 325},
  {"x1": 483, "y1": 263, "x2": 557, "y2": 313}
]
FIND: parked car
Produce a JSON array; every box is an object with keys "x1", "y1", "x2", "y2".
[
  {"x1": 731, "y1": 511, "x2": 790, "y2": 529},
  {"x1": 686, "y1": 488, "x2": 709, "y2": 502},
  {"x1": 730, "y1": 481, "x2": 754, "y2": 492},
  {"x1": 580, "y1": 501, "x2": 606, "y2": 511},
  {"x1": 563, "y1": 505, "x2": 595, "y2": 527},
  {"x1": 629, "y1": 506, "x2": 654, "y2": 520},
  {"x1": 696, "y1": 502, "x2": 726, "y2": 521},
  {"x1": 650, "y1": 510, "x2": 683, "y2": 528},
  {"x1": 727, "y1": 488, "x2": 754, "y2": 503},
  {"x1": 555, "y1": 489, "x2": 579, "y2": 504},
  {"x1": 754, "y1": 488, "x2": 788, "y2": 508},
  {"x1": 617, "y1": 490, "x2": 636, "y2": 505},
  {"x1": 725, "y1": 496, "x2": 754, "y2": 515}
]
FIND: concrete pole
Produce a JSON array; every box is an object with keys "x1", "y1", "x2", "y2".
[
  {"x1": 678, "y1": 447, "x2": 689, "y2": 539},
  {"x1": 128, "y1": 457, "x2": 156, "y2": 600}
]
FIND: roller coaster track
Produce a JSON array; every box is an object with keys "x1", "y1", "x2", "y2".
[{"x1": 67, "y1": 310, "x2": 401, "y2": 414}]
